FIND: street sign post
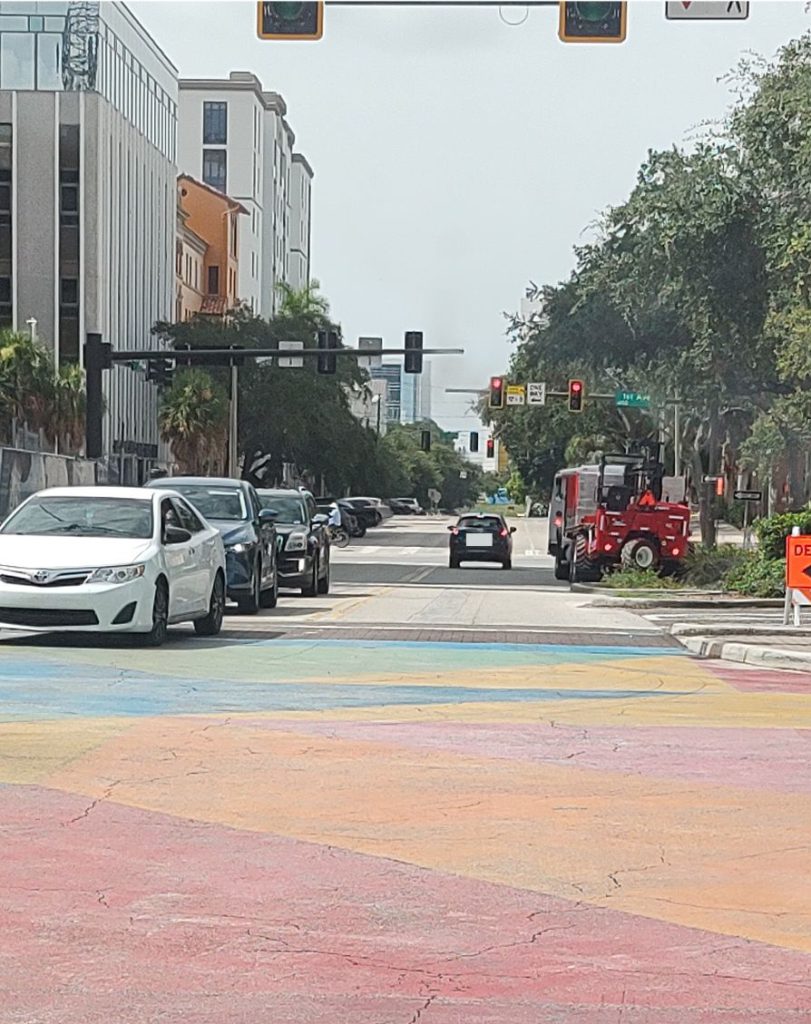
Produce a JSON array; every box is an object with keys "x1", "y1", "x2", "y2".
[
  {"x1": 527, "y1": 382, "x2": 547, "y2": 406},
  {"x1": 702, "y1": 474, "x2": 722, "y2": 484},
  {"x1": 506, "y1": 385, "x2": 526, "y2": 406},
  {"x1": 665, "y1": 1, "x2": 749, "y2": 19},
  {"x1": 733, "y1": 490, "x2": 762, "y2": 502},
  {"x1": 615, "y1": 390, "x2": 650, "y2": 409}
]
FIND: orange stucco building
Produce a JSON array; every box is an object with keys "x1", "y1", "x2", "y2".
[{"x1": 176, "y1": 174, "x2": 247, "y2": 320}]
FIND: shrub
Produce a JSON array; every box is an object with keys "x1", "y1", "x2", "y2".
[
  {"x1": 754, "y1": 510, "x2": 811, "y2": 560},
  {"x1": 600, "y1": 567, "x2": 682, "y2": 590},
  {"x1": 723, "y1": 554, "x2": 785, "y2": 598},
  {"x1": 683, "y1": 544, "x2": 749, "y2": 588}
]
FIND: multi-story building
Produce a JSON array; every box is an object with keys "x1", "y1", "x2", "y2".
[
  {"x1": 177, "y1": 174, "x2": 246, "y2": 318},
  {"x1": 289, "y1": 153, "x2": 313, "y2": 292},
  {"x1": 347, "y1": 378, "x2": 388, "y2": 437},
  {"x1": 0, "y1": 1, "x2": 178, "y2": 483},
  {"x1": 370, "y1": 363, "x2": 402, "y2": 425},
  {"x1": 177, "y1": 71, "x2": 313, "y2": 319},
  {"x1": 175, "y1": 198, "x2": 206, "y2": 323}
]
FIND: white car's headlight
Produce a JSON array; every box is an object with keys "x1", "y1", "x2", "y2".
[
  {"x1": 227, "y1": 542, "x2": 248, "y2": 553},
  {"x1": 87, "y1": 564, "x2": 146, "y2": 585},
  {"x1": 285, "y1": 531, "x2": 308, "y2": 552}
]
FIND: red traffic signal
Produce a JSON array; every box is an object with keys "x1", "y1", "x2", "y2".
[
  {"x1": 488, "y1": 377, "x2": 505, "y2": 409},
  {"x1": 568, "y1": 379, "x2": 584, "y2": 413},
  {"x1": 486, "y1": 438, "x2": 495, "y2": 458}
]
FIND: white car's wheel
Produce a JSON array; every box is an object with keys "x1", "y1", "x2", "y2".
[
  {"x1": 140, "y1": 579, "x2": 169, "y2": 647},
  {"x1": 194, "y1": 573, "x2": 225, "y2": 636}
]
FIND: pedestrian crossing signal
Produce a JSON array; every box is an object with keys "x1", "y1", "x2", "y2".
[
  {"x1": 257, "y1": 2, "x2": 323, "y2": 40},
  {"x1": 559, "y1": 2, "x2": 627, "y2": 43}
]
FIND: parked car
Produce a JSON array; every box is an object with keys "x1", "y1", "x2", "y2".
[
  {"x1": 0, "y1": 486, "x2": 226, "y2": 645},
  {"x1": 256, "y1": 488, "x2": 330, "y2": 596},
  {"x1": 343, "y1": 497, "x2": 384, "y2": 528},
  {"x1": 448, "y1": 512, "x2": 516, "y2": 570},
  {"x1": 148, "y1": 476, "x2": 278, "y2": 613},
  {"x1": 318, "y1": 500, "x2": 365, "y2": 538},
  {"x1": 389, "y1": 497, "x2": 426, "y2": 516}
]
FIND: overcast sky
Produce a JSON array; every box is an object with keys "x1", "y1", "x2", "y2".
[{"x1": 132, "y1": 0, "x2": 808, "y2": 430}]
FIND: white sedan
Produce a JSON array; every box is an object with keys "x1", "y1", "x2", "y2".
[{"x1": 0, "y1": 486, "x2": 226, "y2": 646}]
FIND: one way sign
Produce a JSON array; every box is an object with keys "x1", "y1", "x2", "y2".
[{"x1": 666, "y1": 1, "x2": 749, "y2": 19}]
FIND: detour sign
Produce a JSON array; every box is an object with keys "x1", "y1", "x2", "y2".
[{"x1": 786, "y1": 536, "x2": 811, "y2": 589}]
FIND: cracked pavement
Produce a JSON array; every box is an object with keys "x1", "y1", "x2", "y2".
[{"x1": 1, "y1": 517, "x2": 810, "y2": 1021}]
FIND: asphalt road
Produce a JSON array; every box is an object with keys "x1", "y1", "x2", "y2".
[{"x1": 1, "y1": 514, "x2": 810, "y2": 1023}]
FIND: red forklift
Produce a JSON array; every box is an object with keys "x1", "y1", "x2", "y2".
[{"x1": 547, "y1": 446, "x2": 690, "y2": 582}]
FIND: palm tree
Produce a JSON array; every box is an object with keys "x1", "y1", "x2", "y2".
[
  {"x1": 0, "y1": 330, "x2": 58, "y2": 443},
  {"x1": 50, "y1": 364, "x2": 87, "y2": 454},
  {"x1": 275, "y1": 280, "x2": 329, "y2": 321},
  {"x1": 159, "y1": 369, "x2": 228, "y2": 475}
]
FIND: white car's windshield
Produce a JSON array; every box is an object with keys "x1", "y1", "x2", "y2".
[
  {"x1": 1, "y1": 497, "x2": 153, "y2": 538},
  {"x1": 171, "y1": 486, "x2": 247, "y2": 522}
]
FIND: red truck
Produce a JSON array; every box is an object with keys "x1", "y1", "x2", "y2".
[{"x1": 547, "y1": 450, "x2": 691, "y2": 582}]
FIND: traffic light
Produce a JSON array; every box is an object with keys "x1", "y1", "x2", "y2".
[
  {"x1": 486, "y1": 438, "x2": 495, "y2": 459},
  {"x1": 469, "y1": 431, "x2": 479, "y2": 453},
  {"x1": 257, "y1": 1, "x2": 323, "y2": 40},
  {"x1": 317, "y1": 328, "x2": 338, "y2": 374},
  {"x1": 146, "y1": 358, "x2": 174, "y2": 388},
  {"x1": 559, "y1": 2, "x2": 627, "y2": 43},
  {"x1": 404, "y1": 331, "x2": 423, "y2": 374},
  {"x1": 420, "y1": 430, "x2": 431, "y2": 453},
  {"x1": 568, "y1": 379, "x2": 584, "y2": 413},
  {"x1": 488, "y1": 377, "x2": 505, "y2": 410}
]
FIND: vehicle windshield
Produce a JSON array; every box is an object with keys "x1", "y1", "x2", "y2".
[
  {"x1": 1, "y1": 497, "x2": 153, "y2": 538},
  {"x1": 458, "y1": 516, "x2": 501, "y2": 531},
  {"x1": 258, "y1": 494, "x2": 307, "y2": 524},
  {"x1": 170, "y1": 485, "x2": 247, "y2": 522}
]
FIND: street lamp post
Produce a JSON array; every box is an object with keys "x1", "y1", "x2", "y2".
[{"x1": 372, "y1": 393, "x2": 382, "y2": 436}]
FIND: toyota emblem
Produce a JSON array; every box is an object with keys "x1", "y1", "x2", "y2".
[{"x1": 33, "y1": 570, "x2": 50, "y2": 584}]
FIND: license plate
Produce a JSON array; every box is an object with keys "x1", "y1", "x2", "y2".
[{"x1": 465, "y1": 534, "x2": 492, "y2": 547}]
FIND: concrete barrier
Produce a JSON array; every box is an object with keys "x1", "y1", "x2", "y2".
[{"x1": 0, "y1": 447, "x2": 97, "y2": 519}]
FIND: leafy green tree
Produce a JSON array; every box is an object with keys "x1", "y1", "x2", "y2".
[{"x1": 159, "y1": 369, "x2": 228, "y2": 475}]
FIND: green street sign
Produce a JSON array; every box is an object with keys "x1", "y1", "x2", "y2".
[{"x1": 615, "y1": 390, "x2": 650, "y2": 409}]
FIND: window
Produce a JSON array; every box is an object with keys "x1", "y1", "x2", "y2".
[
  {"x1": 203, "y1": 101, "x2": 227, "y2": 145},
  {"x1": 35, "y1": 32, "x2": 61, "y2": 90},
  {"x1": 202, "y1": 148, "x2": 226, "y2": 193},
  {"x1": 0, "y1": 32, "x2": 34, "y2": 90},
  {"x1": 207, "y1": 265, "x2": 219, "y2": 295},
  {"x1": 172, "y1": 498, "x2": 204, "y2": 535},
  {"x1": 60, "y1": 278, "x2": 78, "y2": 305},
  {"x1": 230, "y1": 215, "x2": 237, "y2": 257}
]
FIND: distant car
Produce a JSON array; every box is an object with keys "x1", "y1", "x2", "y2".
[
  {"x1": 0, "y1": 486, "x2": 226, "y2": 645},
  {"x1": 256, "y1": 488, "x2": 330, "y2": 596},
  {"x1": 148, "y1": 476, "x2": 278, "y2": 613},
  {"x1": 389, "y1": 497, "x2": 425, "y2": 516},
  {"x1": 343, "y1": 498, "x2": 384, "y2": 528},
  {"x1": 448, "y1": 513, "x2": 516, "y2": 570},
  {"x1": 318, "y1": 500, "x2": 365, "y2": 537}
]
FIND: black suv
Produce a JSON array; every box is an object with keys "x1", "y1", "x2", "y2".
[
  {"x1": 149, "y1": 476, "x2": 278, "y2": 612},
  {"x1": 448, "y1": 513, "x2": 516, "y2": 570},
  {"x1": 257, "y1": 488, "x2": 330, "y2": 596}
]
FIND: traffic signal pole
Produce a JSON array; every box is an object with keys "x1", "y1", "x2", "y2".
[{"x1": 83, "y1": 336, "x2": 464, "y2": 464}]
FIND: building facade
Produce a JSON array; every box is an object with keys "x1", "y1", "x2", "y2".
[
  {"x1": 177, "y1": 174, "x2": 245, "y2": 317},
  {"x1": 0, "y1": 1, "x2": 178, "y2": 482},
  {"x1": 175, "y1": 199, "x2": 206, "y2": 322},
  {"x1": 347, "y1": 378, "x2": 388, "y2": 437},
  {"x1": 370, "y1": 363, "x2": 403, "y2": 425},
  {"x1": 177, "y1": 71, "x2": 313, "y2": 319}
]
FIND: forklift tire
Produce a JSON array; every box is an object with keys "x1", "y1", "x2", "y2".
[
  {"x1": 571, "y1": 535, "x2": 602, "y2": 584},
  {"x1": 554, "y1": 546, "x2": 570, "y2": 581},
  {"x1": 621, "y1": 537, "x2": 659, "y2": 572}
]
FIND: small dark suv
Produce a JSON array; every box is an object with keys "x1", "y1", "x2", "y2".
[
  {"x1": 257, "y1": 488, "x2": 330, "y2": 596},
  {"x1": 448, "y1": 513, "x2": 516, "y2": 570}
]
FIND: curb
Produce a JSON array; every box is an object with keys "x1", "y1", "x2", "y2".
[
  {"x1": 584, "y1": 597, "x2": 783, "y2": 610},
  {"x1": 670, "y1": 624, "x2": 811, "y2": 638},
  {"x1": 681, "y1": 636, "x2": 811, "y2": 669}
]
